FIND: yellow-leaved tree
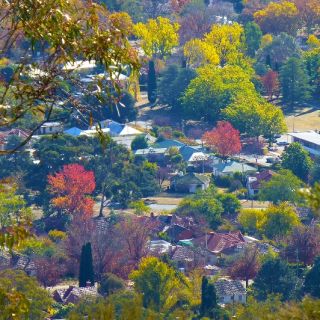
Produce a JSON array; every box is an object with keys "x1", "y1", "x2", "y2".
[{"x1": 134, "y1": 17, "x2": 180, "y2": 59}]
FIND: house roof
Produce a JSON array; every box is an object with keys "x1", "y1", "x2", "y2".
[
  {"x1": 172, "y1": 246, "x2": 195, "y2": 262},
  {"x1": 172, "y1": 173, "x2": 210, "y2": 186},
  {"x1": 194, "y1": 231, "x2": 245, "y2": 254},
  {"x1": 166, "y1": 224, "x2": 194, "y2": 242},
  {"x1": 135, "y1": 147, "x2": 167, "y2": 156},
  {"x1": 64, "y1": 127, "x2": 82, "y2": 136},
  {"x1": 213, "y1": 161, "x2": 257, "y2": 174},
  {"x1": 215, "y1": 279, "x2": 246, "y2": 296},
  {"x1": 249, "y1": 170, "x2": 276, "y2": 190},
  {"x1": 289, "y1": 131, "x2": 320, "y2": 146},
  {"x1": 153, "y1": 139, "x2": 185, "y2": 149},
  {"x1": 179, "y1": 145, "x2": 208, "y2": 162}
]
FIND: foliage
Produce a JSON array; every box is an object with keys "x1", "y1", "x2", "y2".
[
  {"x1": 244, "y1": 22, "x2": 262, "y2": 57},
  {"x1": 253, "y1": 257, "x2": 298, "y2": 301},
  {"x1": 79, "y1": 242, "x2": 95, "y2": 287},
  {"x1": 304, "y1": 256, "x2": 320, "y2": 298},
  {"x1": 202, "y1": 121, "x2": 242, "y2": 158},
  {"x1": 260, "y1": 203, "x2": 300, "y2": 239},
  {"x1": 238, "y1": 208, "x2": 264, "y2": 234},
  {"x1": 98, "y1": 273, "x2": 125, "y2": 297},
  {"x1": 261, "y1": 70, "x2": 280, "y2": 99},
  {"x1": 147, "y1": 60, "x2": 157, "y2": 104},
  {"x1": 216, "y1": 193, "x2": 241, "y2": 215},
  {"x1": 281, "y1": 142, "x2": 313, "y2": 181},
  {"x1": 200, "y1": 276, "x2": 218, "y2": 317},
  {"x1": 259, "y1": 169, "x2": 304, "y2": 204},
  {"x1": 48, "y1": 229, "x2": 67, "y2": 243},
  {"x1": 131, "y1": 135, "x2": 148, "y2": 150},
  {"x1": 129, "y1": 200, "x2": 151, "y2": 215},
  {"x1": 48, "y1": 164, "x2": 96, "y2": 218},
  {"x1": 0, "y1": 269, "x2": 52, "y2": 320},
  {"x1": 134, "y1": 17, "x2": 180, "y2": 58},
  {"x1": 301, "y1": 183, "x2": 320, "y2": 218},
  {"x1": 254, "y1": 1, "x2": 300, "y2": 35},
  {"x1": 19, "y1": 237, "x2": 57, "y2": 258},
  {"x1": 280, "y1": 57, "x2": 312, "y2": 108},
  {"x1": 130, "y1": 257, "x2": 191, "y2": 313}
]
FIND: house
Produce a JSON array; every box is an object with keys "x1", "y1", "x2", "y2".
[
  {"x1": 212, "y1": 160, "x2": 257, "y2": 176},
  {"x1": 64, "y1": 127, "x2": 83, "y2": 136},
  {"x1": 52, "y1": 285, "x2": 99, "y2": 305},
  {"x1": 153, "y1": 139, "x2": 185, "y2": 149},
  {"x1": 164, "y1": 224, "x2": 194, "y2": 243},
  {"x1": 215, "y1": 279, "x2": 246, "y2": 304},
  {"x1": 193, "y1": 231, "x2": 246, "y2": 256},
  {"x1": 170, "y1": 172, "x2": 211, "y2": 193},
  {"x1": 289, "y1": 131, "x2": 320, "y2": 157},
  {"x1": 37, "y1": 122, "x2": 63, "y2": 135},
  {"x1": 0, "y1": 128, "x2": 30, "y2": 151},
  {"x1": 247, "y1": 170, "x2": 276, "y2": 196},
  {"x1": 148, "y1": 240, "x2": 172, "y2": 255},
  {"x1": 134, "y1": 147, "x2": 168, "y2": 163}
]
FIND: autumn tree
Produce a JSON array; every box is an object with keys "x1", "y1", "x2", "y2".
[
  {"x1": 0, "y1": 0, "x2": 139, "y2": 153},
  {"x1": 254, "y1": 1, "x2": 301, "y2": 36},
  {"x1": 202, "y1": 121, "x2": 241, "y2": 158},
  {"x1": 134, "y1": 17, "x2": 180, "y2": 59},
  {"x1": 261, "y1": 70, "x2": 280, "y2": 99},
  {"x1": 228, "y1": 246, "x2": 261, "y2": 287},
  {"x1": 283, "y1": 224, "x2": 320, "y2": 266},
  {"x1": 48, "y1": 164, "x2": 96, "y2": 219},
  {"x1": 293, "y1": 0, "x2": 320, "y2": 33}
]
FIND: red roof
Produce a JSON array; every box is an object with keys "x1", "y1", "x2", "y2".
[
  {"x1": 250, "y1": 170, "x2": 276, "y2": 190},
  {"x1": 194, "y1": 231, "x2": 245, "y2": 254}
]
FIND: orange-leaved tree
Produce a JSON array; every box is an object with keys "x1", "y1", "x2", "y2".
[
  {"x1": 202, "y1": 121, "x2": 242, "y2": 158},
  {"x1": 48, "y1": 164, "x2": 96, "y2": 218}
]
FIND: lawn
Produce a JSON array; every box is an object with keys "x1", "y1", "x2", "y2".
[{"x1": 285, "y1": 106, "x2": 320, "y2": 132}]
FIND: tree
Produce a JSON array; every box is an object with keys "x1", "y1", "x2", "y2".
[
  {"x1": 261, "y1": 70, "x2": 280, "y2": 99},
  {"x1": 282, "y1": 142, "x2": 313, "y2": 181},
  {"x1": 0, "y1": 1, "x2": 139, "y2": 154},
  {"x1": 293, "y1": 0, "x2": 320, "y2": 33},
  {"x1": 216, "y1": 193, "x2": 241, "y2": 215},
  {"x1": 244, "y1": 22, "x2": 262, "y2": 57},
  {"x1": 34, "y1": 256, "x2": 64, "y2": 287},
  {"x1": 253, "y1": 257, "x2": 298, "y2": 301},
  {"x1": 147, "y1": 60, "x2": 157, "y2": 104},
  {"x1": 259, "y1": 169, "x2": 303, "y2": 204},
  {"x1": 280, "y1": 57, "x2": 312, "y2": 108},
  {"x1": 238, "y1": 208, "x2": 264, "y2": 235},
  {"x1": 304, "y1": 256, "x2": 320, "y2": 298},
  {"x1": 79, "y1": 242, "x2": 95, "y2": 287},
  {"x1": 200, "y1": 276, "x2": 218, "y2": 317},
  {"x1": 134, "y1": 17, "x2": 180, "y2": 59},
  {"x1": 283, "y1": 225, "x2": 320, "y2": 266},
  {"x1": 98, "y1": 273, "x2": 125, "y2": 297},
  {"x1": 260, "y1": 203, "x2": 300, "y2": 239},
  {"x1": 0, "y1": 269, "x2": 52, "y2": 320},
  {"x1": 130, "y1": 257, "x2": 190, "y2": 312},
  {"x1": 202, "y1": 121, "x2": 241, "y2": 158},
  {"x1": 229, "y1": 246, "x2": 261, "y2": 287},
  {"x1": 48, "y1": 164, "x2": 96, "y2": 219},
  {"x1": 131, "y1": 135, "x2": 148, "y2": 150},
  {"x1": 182, "y1": 65, "x2": 257, "y2": 122},
  {"x1": 254, "y1": 1, "x2": 300, "y2": 35}
]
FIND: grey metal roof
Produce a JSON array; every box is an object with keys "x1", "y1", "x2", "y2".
[{"x1": 215, "y1": 279, "x2": 246, "y2": 296}]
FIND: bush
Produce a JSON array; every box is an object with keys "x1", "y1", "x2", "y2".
[
  {"x1": 98, "y1": 273, "x2": 125, "y2": 297},
  {"x1": 48, "y1": 230, "x2": 67, "y2": 243},
  {"x1": 214, "y1": 175, "x2": 232, "y2": 188}
]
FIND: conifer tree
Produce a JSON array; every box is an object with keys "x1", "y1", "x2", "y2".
[
  {"x1": 79, "y1": 242, "x2": 94, "y2": 287},
  {"x1": 148, "y1": 60, "x2": 157, "y2": 104},
  {"x1": 200, "y1": 276, "x2": 218, "y2": 317}
]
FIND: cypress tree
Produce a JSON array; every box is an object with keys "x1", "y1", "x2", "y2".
[
  {"x1": 147, "y1": 60, "x2": 157, "y2": 104},
  {"x1": 200, "y1": 276, "x2": 218, "y2": 317},
  {"x1": 79, "y1": 242, "x2": 94, "y2": 287}
]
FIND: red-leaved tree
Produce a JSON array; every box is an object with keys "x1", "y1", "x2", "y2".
[
  {"x1": 48, "y1": 164, "x2": 96, "y2": 219},
  {"x1": 261, "y1": 70, "x2": 280, "y2": 99},
  {"x1": 202, "y1": 121, "x2": 242, "y2": 158}
]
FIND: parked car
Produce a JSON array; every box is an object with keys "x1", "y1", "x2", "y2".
[{"x1": 277, "y1": 141, "x2": 289, "y2": 146}]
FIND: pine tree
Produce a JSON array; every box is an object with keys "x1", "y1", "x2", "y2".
[
  {"x1": 280, "y1": 57, "x2": 312, "y2": 109},
  {"x1": 79, "y1": 242, "x2": 94, "y2": 287},
  {"x1": 200, "y1": 276, "x2": 218, "y2": 317},
  {"x1": 147, "y1": 60, "x2": 157, "y2": 104}
]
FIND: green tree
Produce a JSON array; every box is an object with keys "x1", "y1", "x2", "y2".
[
  {"x1": 131, "y1": 135, "x2": 148, "y2": 150},
  {"x1": 282, "y1": 142, "x2": 313, "y2": 181},
  {"x1": 244, "y1": 22, "x2": 263, "y2": 57},
  {"x1": 238, "y1": 208, "x2": 264, "y2": 235},
  {"x1": 98, "y1": 273, "x2": 125, "y2": 297},
  {"x1": 253, "y1": 258, "x2": 298, "y2": 301},
  {"x1": 200, "y1": 276, "x2": 218, "y2": 317},
  {"x1": 280, "y1": 57, "x2": 312, "y2": 108},
  {"x1": 79, "y1": 242, "x2": 94, "y2": 287},
  {"x1": 148, "y1": 60, "x2": 157, "y2": 104},
  {"x1": 304, "y1": 256, "x2": 320, "y2": 298},
  {"x1": 0, "y1": 269, "x2": 52, "y2": 320},
  {"x1": 130, "y1": 257, "x2": 190, "y2": 313},
  {"x1": 260, "y1": 203, "x2": 300, "y2": 239},
  {"x1": 217, "y1": 193, "x2": 241, "y2": 215},
  {"x1": 259, "y1": 169, "x2": 303, "y2": 204}
]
